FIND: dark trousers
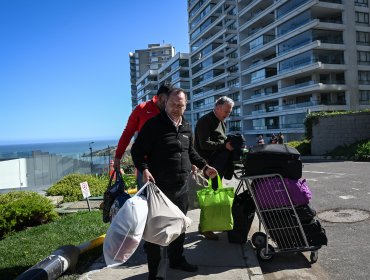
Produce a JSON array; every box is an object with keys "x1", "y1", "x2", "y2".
[{"x1": 145, "y1": 190, "x2": 189, "y2": 278}]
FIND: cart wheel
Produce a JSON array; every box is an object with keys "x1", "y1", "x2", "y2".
[
  {"x1": 252, "y1": 232, "x2": 267, "y2": 248},
  {"x1": 310, "y1": 250, "x2": 318, "y2": 263},
  {"x1": 257, "y1": 244, "x2": 274, "y2": 261}
]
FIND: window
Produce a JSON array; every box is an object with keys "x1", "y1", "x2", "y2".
[
  {"x1": 356, "y1": 12, "x2": 369, "y2": 25},
  {"x1": 227, "y1": 78, "x2": 239, "y2": 88},
  {"x1": 358, "y1": 71, "x2": 370, "y2": 84},
  {"x1": 358, "y1": 51, "x2": 370, "y2": 64},
  {"x1": 355, "y1": 0, "x2": 368, "y2": 7},
  {"x1": 359, "y1": 90, "x2": 370, "y2": 103},
  {"x1": 356, "y1": 31, "x2": 370, "y2": 45}
]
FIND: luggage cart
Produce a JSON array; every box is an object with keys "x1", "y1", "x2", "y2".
[{"x1": 236, "y1": 173, "x2": 321, "y2": 263}]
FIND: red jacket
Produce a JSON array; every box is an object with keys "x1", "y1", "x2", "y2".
[{"x1": 115, "y1": 96, "x2": 161, "y2": 159}]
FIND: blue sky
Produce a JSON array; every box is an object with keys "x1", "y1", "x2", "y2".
[{"x1": 0, "y1": 0, "x2": 188, "y2": 144}]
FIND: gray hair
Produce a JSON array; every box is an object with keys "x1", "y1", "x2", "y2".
[{"x1": 215, "y1": 96, "x2": 234, "y2": 107}]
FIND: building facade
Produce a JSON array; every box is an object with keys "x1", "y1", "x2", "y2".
[
  {"x1": 129, "y1": 43, "x2": 175, "y2": 107},
  {"x1": 188, "y1": 0, "x2": 370, "y2": 145}
]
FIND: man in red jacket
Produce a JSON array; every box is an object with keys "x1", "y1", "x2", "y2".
[{"x1": 113, "y1": 83, "x2": 171, "y2": 187}]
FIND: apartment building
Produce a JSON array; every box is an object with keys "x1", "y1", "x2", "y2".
[
  {"x1": 188, "y1": 0, "x2": 370, "y2": 145},
  {"x1": 129, "y1": 43, "x2": 175, "y2": 107},
  {"x1": 188, "y1": 0, "x2": 243, "y2": 134},
  {"x1": 158, "y1": 52, "x2": 192, "y2": 120}
]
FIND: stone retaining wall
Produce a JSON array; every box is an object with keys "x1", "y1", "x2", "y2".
[{"x1": 311, "y1": 112, "x2": 370, "y2": 155}]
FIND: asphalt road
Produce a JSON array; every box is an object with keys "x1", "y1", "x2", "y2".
[{"x1": 257, "y1": 160, "x2": 370, "y2": 280}]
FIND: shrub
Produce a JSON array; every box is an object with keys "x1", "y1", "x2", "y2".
[
  {"x1": 355, "y1": 140, "x2": 370, "y2": 161},
  {"x1": 327, "y1": 139, "x2": 370, "y2": 161},
  {"x1": 47, "y1": 173, "x2": 137, "y2": 202},
  {"x1": 287, "y1": 140, "x2": 311, "y2": 155},
  {"x1": 46, "y1": 174, "x2": 108, "y2": 202},
  {"x1": 0, "y1": 191, "x2": 59, "y2": 239}
]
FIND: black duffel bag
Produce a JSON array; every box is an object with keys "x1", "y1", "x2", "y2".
[{"x1": 243, "y1": 144, "x2": 302, "y2": 179}]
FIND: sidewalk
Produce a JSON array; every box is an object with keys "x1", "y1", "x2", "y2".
[{"x1": 79, "y1": 208, "x2": 264, "y2": 280}]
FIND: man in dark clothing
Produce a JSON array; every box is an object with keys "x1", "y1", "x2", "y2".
[
  {"x1": 131, "y1": 88, "x2": 217, "y2": 280},
  {"x1": 194, "y1": 96, "x2": 235, "y2": 240}
]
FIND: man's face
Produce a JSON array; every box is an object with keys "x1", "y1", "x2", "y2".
[
  {"x1": 165, "y1": 91, "x2": 187, "y2": 119},
  {"x1": 157, "y1": 94, "x2": 168, "y2": 110},
  {"x1": 214, "y1": 103, "x2": 233, "y2": 121}
]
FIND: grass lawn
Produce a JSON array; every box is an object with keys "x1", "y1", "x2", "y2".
[{"x1": 0, "y1": 210, "x2": 109, "y2": 280}]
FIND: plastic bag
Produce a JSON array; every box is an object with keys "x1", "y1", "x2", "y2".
[
  {"x1": 103, "y1": 186, "x2": 148, "y2": 267},
  {"x1": 187, "y1": 170, "x2": 208, "y2": 210},
  {"x1": 197, "y1": 175, "x2": 235, "y2": 232},
  {"x1": 143, "y1": 182, "x2": 192, "y2": 246}
]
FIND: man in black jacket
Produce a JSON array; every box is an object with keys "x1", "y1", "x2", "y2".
[
  {"x1": 131, "y1": 88, "x2": 217, "y2": 280},
  {"x1": 194, "y1": 96, "x2": 235, "y2": 240}
]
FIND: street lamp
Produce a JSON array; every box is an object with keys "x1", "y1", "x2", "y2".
[{"x1": 89, "y1": 142, "x2": 94, "y2": 174}]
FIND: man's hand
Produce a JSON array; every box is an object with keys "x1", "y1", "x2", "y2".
[
  {"x1": 203, "y1": 165, "x2": 218, "y2": 179},
  {"x1": 113, "y1": 157, "x2": 121, "y2": 169},
  {"x1": 225, "y1": 141, "x2": 234, "y2": 151},
  {"x1": 191, "y1": 164, "x2": 198, "y2": 172},
  {"x1": 143, "y1": 169, "x2": 155, "y2": 183}
]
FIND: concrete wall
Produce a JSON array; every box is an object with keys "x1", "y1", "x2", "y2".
[
  {"x1": 311, "y1": 112, "x2": 370, "y2": 155},
  {"x1": 0, "y1": 158, "x2": 28, "y2": 189}
]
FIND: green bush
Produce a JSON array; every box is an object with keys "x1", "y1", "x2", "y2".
[
  {"x1": 287, "y1": 140, "x2": 311, "y2": 155},
  {"x1": 355, "y1": 140, "x2": 370, "y2": 161},
  {"x1": 0, "y1": 191, "x2": 59, "y2": 239},
  {"x1": 327, "y1": 139, "x2": 370, "y2": 161},
  {"x1": 46, "y1": 174, "x2": 109, "y2": 202},
  {"x1": 47, "y1": 173, "x2": 137, "y2": 202}
]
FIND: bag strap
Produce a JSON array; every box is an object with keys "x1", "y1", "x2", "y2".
[
  {"x1": 107, "y1": 169, "x2": 116, "y2": 190},
  {"x1": 207, "y1": 175, "x2": 223, "y2": 190},
  {"x1": 115, "y1": 167, "x2": 128, "y2": 191}
]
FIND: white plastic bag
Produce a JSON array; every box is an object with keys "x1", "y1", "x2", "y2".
[
  {"x1": 143, "y1": 182, "x2": 192, "y2": 246},
  {"x1": 103, "y1": 186, "x2": 148, "y2": 267}
]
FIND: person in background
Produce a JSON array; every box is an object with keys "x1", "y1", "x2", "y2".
[
  {"x1": 257, "y1": 135, "x2": 265, "y2": 145},
  {"x1": 278, "y1": 132, "x2": 285, "y2": 144},
  {"x1": 109, "y1": 159, "x2": 124, "y2": 179},
  {"x1": 270, "y1": 134, "x2": 278, "y2": 144},
  {"x1": 131, "y1": 88, "x2": 218, "y2": 279},
  {"x1": 113, "y1": 83, "x2": 172, "y2": 188},
  {"x1": 194, "y1": 96, "x2": 234, "y2": 241}
]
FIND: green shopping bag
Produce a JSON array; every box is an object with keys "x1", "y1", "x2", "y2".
[{"x1": 197, "y1": 175, "x2": 235, "y2": 232}]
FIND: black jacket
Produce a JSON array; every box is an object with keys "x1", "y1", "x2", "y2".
[
  {"x1": 194, "y1": 111, "x2": 227, "y2": 161},
  {"x1": 131, "y1": 111, "x2": 207, "y2": 193}
]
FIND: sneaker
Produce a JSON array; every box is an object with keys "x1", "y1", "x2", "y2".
[
  {"x1": 200, "y1": 231, "x2": 219, "y2": 240},
  {"x1": 170, "y1": 257, "x2": 198, "y2": 272}
]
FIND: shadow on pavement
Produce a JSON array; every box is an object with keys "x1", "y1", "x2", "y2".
[{"x1": 258, "y1": 250, "x2": 312, "y2": 274}]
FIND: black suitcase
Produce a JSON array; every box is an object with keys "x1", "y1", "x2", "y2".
[
  {"x1": 303, "y1": 219, "x2": 328, "y2": 247},
  {"x1": 228, "y1": 187, "x2": 256, "y2": 244},
  {"x1": 262, "y1": 213, "x2": 327, "y2": 248},
  {"x1": 243, "y1": 144, "x2": 302, "y2": 179}
]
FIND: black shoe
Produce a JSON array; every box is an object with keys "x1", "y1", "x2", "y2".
[{"x1": 170, "y1": 258, "x2": 198, "y2": 272}]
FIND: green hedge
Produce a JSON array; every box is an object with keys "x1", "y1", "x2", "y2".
[
  {"x1": 46, "y1": 174, "x2": 109, "y2": 202},
  {"x1": 0, "y1": 191, "x2": 59, "y2": 239},
  {"x1": 46, "y1": 173, "x2": 137, "y2": 202},
  {"x1": 327, "y1": 139, "x2": 370, "y2": 161},
  {"x1": 287, "y1": 140, "x2": 311, "y2": 155}
]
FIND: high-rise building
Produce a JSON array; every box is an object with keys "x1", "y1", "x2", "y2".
[
  {"x1": 129, "y1": 44, "x2": 175, "y2": 107},
  {"x1": 158, "y1": 52, "x2": 191, "y2": 120},
  {"x1": 188, "y1": 0, "x2": 242, "y2": 134},
  {"x1": 188, "y1": 0, "x2": 370, "y2": 145}
]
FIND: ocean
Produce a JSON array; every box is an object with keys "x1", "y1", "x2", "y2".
[{"x1": 0, "y1": 139, "x2": 118, "y2": 159}]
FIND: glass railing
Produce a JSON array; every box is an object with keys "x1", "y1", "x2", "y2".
[
  {"x1": 279, "y1": 58, "x2": 318, "y2": 74},
  {"x1": 281, "y1": 80, "x2": 317, "y2": 91}
]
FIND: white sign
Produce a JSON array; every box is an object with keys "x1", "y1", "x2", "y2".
[{"x1": 80, "y1": 181, "x2": 91, "y2": 198}]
